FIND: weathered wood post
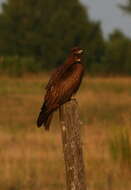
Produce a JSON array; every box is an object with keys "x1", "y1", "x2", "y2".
[{"x1": 59, "y1": 99, "x2": 87, "y2": 190}]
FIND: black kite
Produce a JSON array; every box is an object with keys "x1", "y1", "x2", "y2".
[{"x1": 37, "y1": 47, "x2": 84, "y2": 130}]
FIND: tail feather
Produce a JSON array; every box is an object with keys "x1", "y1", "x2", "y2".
[
  {"x1": 44, "y1": 112, "x2": 53, "y2": 130},
  {"x1": 37, "y1": 103, "x2": 53, "y2": 129}
]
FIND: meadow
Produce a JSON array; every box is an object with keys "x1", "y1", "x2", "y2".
[{"x1": 0, "y1": 74, "x2": 131, "y2": 190}]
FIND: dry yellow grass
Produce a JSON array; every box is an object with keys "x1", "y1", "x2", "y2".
[{"x1": 0, "y1": 75, "x2": 131, "y2": 190}]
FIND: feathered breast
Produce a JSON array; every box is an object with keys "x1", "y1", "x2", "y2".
[{"x1": 59, "y1": 63, "x2": 84, "y2": 100}]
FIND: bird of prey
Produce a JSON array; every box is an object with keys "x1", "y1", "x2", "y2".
[{"x1": 37, "y1": 47, "x2": 84, "y2": 130}]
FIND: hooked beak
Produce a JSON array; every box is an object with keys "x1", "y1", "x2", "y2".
[{"x1": 78, "y1": 49, "x2": 84, "y2": 54}]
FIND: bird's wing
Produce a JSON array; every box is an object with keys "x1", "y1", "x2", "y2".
[
  {"x1": 44, "y1": 65, "x2": 84, "y2": 110},
  {"x1": 45, "y1": 63, "x2": 72, "y2": 90},
  {"x1": 44, "y1": 76, "x2": 80, "y2": 110}
]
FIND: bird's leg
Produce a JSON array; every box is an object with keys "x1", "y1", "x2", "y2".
[
  {"x1": 70, "y1": 96, "x2": 78, "y2": 104},
  {"x1": 71, "y1": 95, "x2": 76, "y2": 100}
]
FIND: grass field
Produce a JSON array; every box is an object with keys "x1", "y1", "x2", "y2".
[{"x1": 0, "y1": 75, "x2": 131, "y2": 190}]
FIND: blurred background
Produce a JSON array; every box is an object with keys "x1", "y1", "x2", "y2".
[
  {"x1": 0, "y1": 0, "x2": 131, "y2": 75},
  {"x1": 0, "y1": 0, "x2": 131, "y2": 190}
]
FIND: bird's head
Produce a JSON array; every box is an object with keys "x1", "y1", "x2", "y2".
[{"x1": 71, "y1": 47, "x2": 84, "y2": 63}]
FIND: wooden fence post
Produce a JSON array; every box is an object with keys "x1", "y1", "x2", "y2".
[{"x1": 59, "y1": 99, "x2": 87, "y2": 190}]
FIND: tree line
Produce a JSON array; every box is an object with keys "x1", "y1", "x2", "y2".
[{"x1": 0, "y1": 0, "x2": 130, "y2": 76}]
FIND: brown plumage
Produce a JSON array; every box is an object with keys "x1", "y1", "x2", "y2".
[{"x1": 37, "y1": 47, "x2": 84, "y2": 130}]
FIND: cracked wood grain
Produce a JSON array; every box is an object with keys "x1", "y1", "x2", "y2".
[{"x1": 59, "y1": 99, "x2": 87, "y2": 190}]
